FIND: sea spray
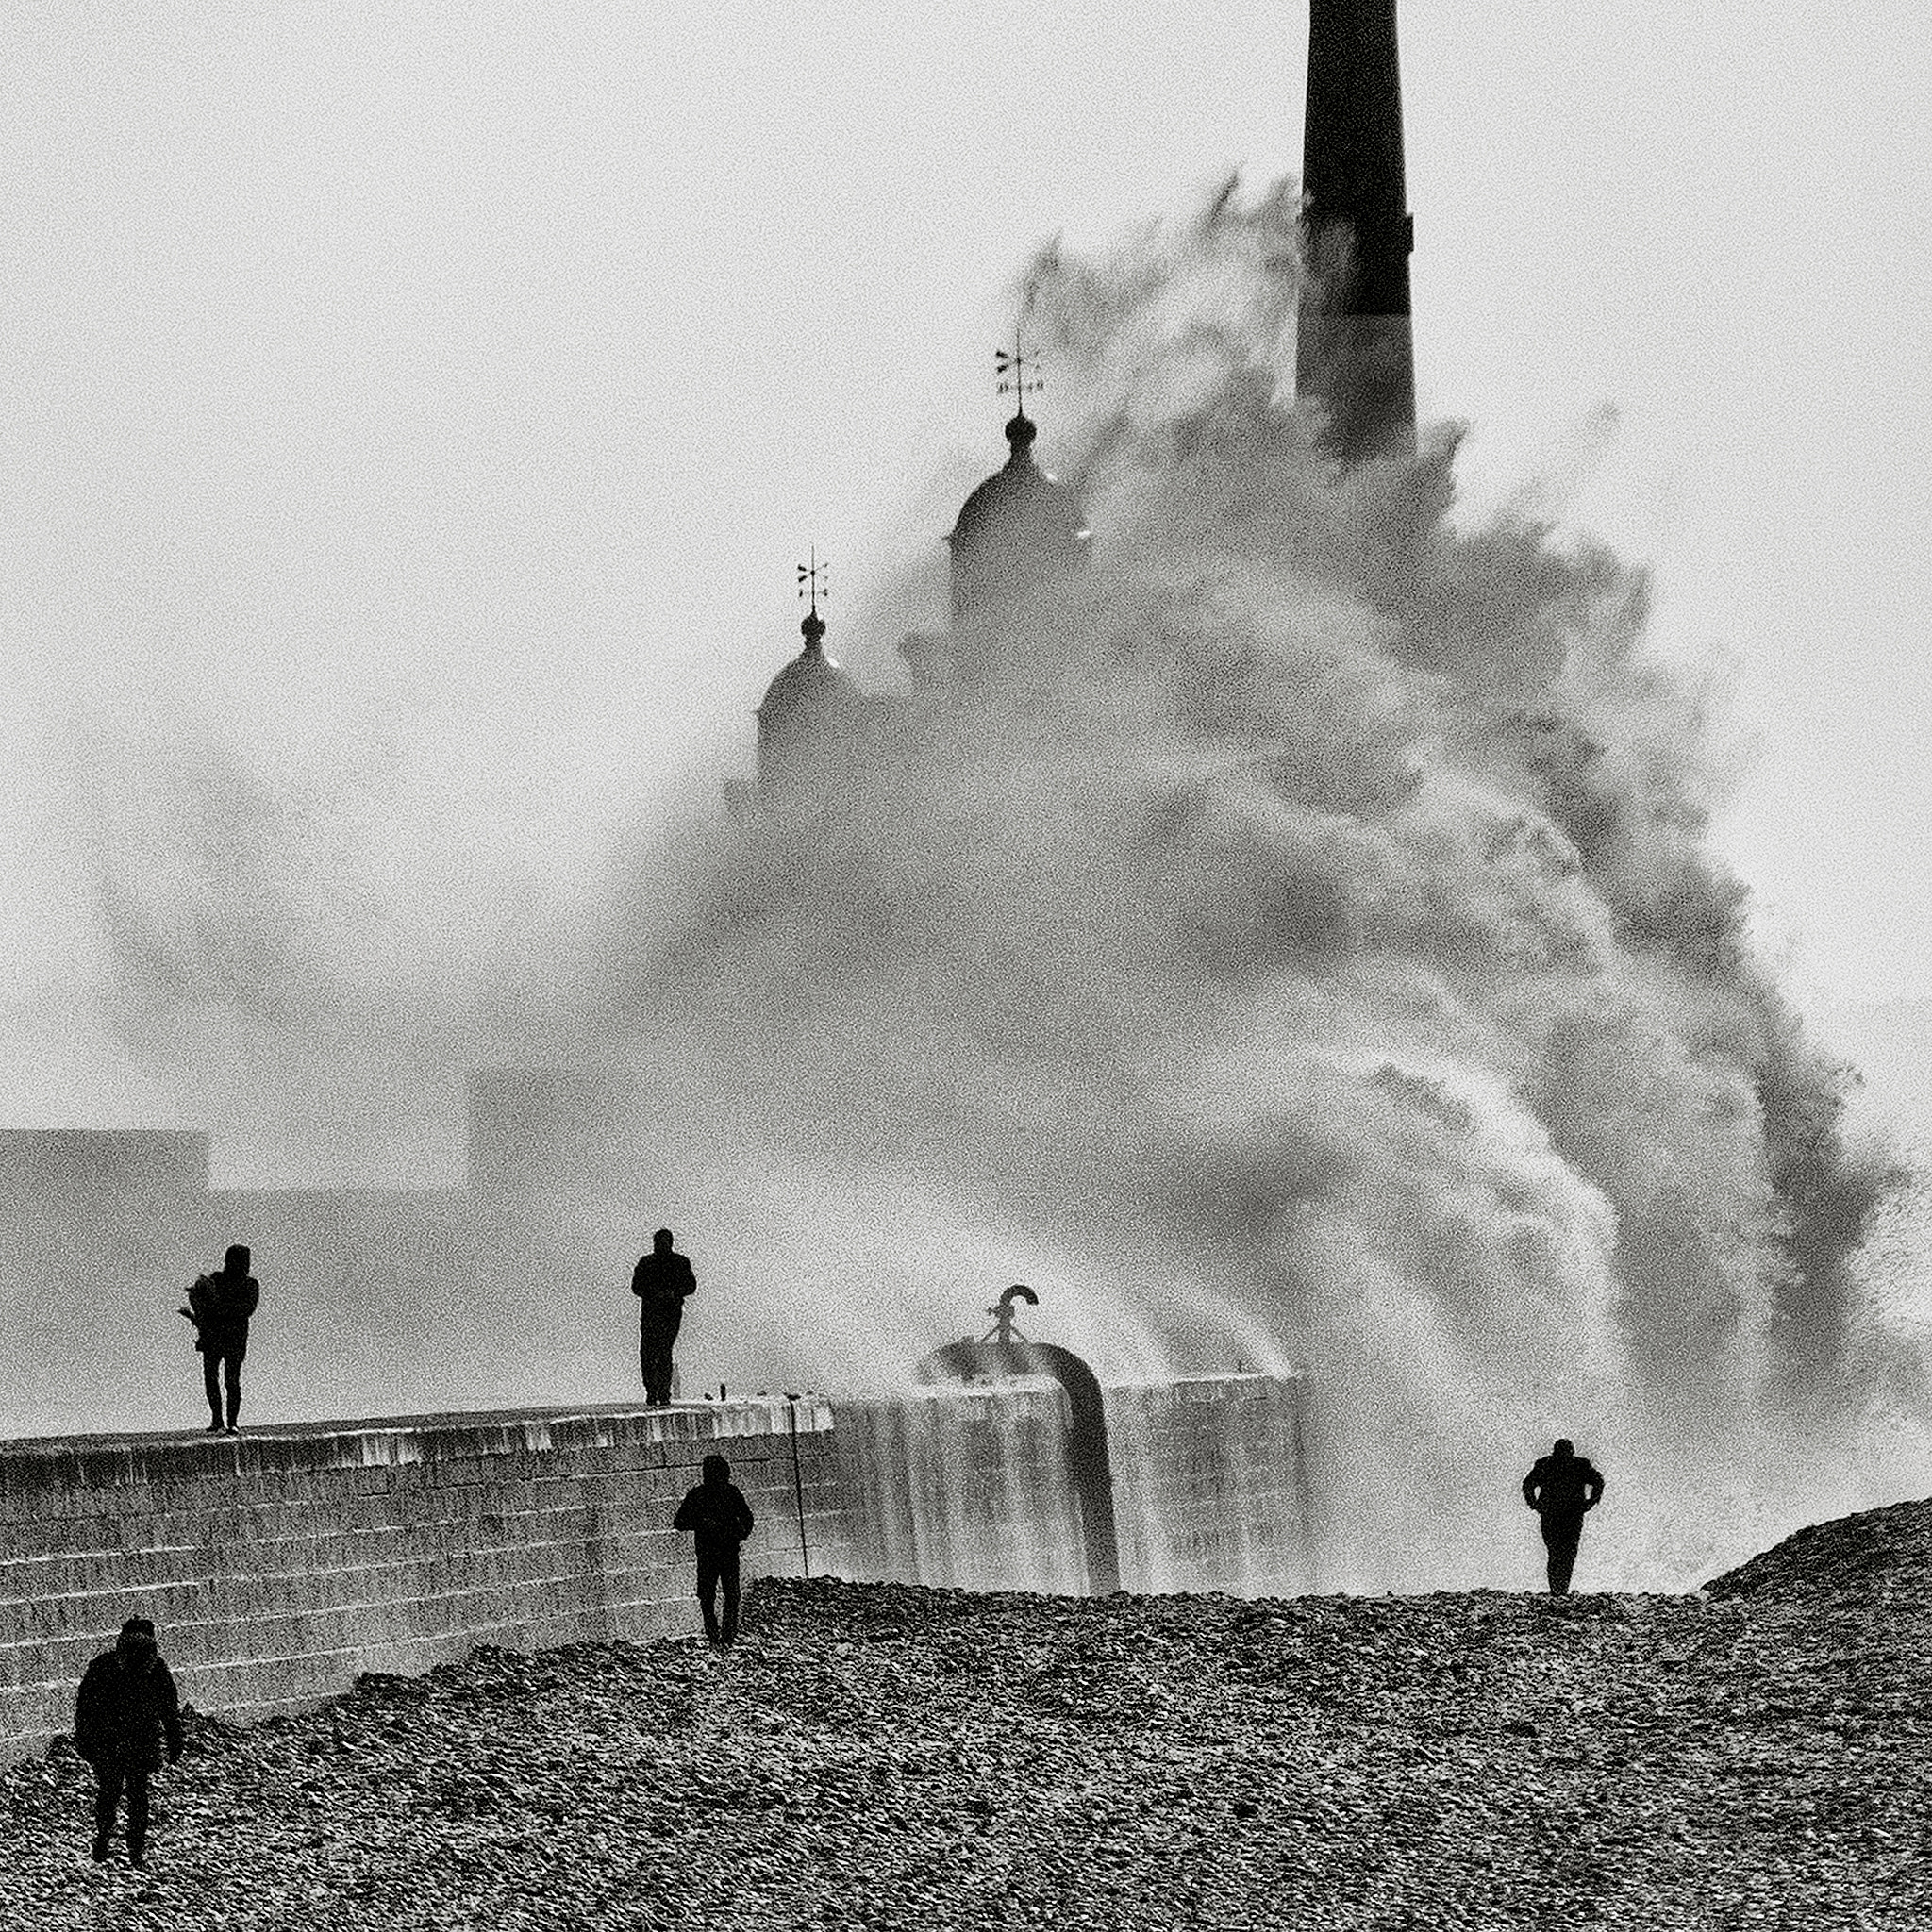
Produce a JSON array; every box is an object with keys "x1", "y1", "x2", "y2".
[{"x1": 594, "y1": 181, "x2": 1915, "y2": 1589}]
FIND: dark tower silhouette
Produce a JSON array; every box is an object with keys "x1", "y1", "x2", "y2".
[{"x1": 1298, "y1": 0, "x2": 1416, "y2": 461}]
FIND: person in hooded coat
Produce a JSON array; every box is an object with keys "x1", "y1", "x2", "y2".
[
  {"x1": 1521, "y1": 1438, "x2": 1607, "y2": 1596},
  {"x1": 672, "y1": 1453, "x2": 756, "y2": 1646},
  {"x1": 74, "y1": 1616, "x2": 183, "y2": 1866},
  {"x1": 183, "y1": 1243, "x2": 259, "y2": 1435}
]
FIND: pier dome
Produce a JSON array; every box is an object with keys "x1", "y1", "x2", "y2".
[
  {"x1": 946, "y1": 412, "x2": 1090, "y2": 628},
  {"x1": 757, "y1": 608, "x2": 863, "y2": 800}
]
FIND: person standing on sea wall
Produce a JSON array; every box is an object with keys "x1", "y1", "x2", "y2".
[
  {"x1": 74, "y1": 1617, "x2": 182, "y2": 1868},
  {"x1": 182, "y1": 1244, "x2": 259, "y2": 1436},
  {"x1": 1521, "y1": 1438, "x2": 1606, "y2": 1596},
  {"x1": 630, "y1": 1228, "x2": 696, "y2": 1407}
]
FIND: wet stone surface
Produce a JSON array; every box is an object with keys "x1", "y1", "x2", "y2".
[{"x1": 4, "y1": 1499, "x2": 1929, "y2": 1929}]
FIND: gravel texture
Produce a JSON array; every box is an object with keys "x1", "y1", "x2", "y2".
[{"x1": 5, "y1": 1499, "x2": 1929, "y2": 1930}]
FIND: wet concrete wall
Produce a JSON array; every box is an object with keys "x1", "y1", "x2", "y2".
[
  {"x1": 833, "y1": 1382, "x2": 1089, "y2": 1594},
  {"x1": 1105, "y1": 1375, "x2": 1313, "y2": 1597},
  {"x1": 0, "y1": 1372, "x2": 1312, "y2": 1762},
  {"x1": 0, "y1": 1400, "x2": 840, "y2": 1763},
  {"x1": 830, "y1": 1372, "x2": 1309, "y2": 1601}
]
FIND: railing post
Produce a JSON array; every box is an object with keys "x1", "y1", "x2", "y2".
[{"x1": 786, "y1": 1394, "x2": 810, "y2": 1580}]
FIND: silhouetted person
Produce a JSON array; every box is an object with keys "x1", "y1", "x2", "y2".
[
  {"x1": 182, "y1": 1243, "x2": 259, "y2": 1435},
  {"x1": 74, "y1": 1617, "x2": 182, "y2": 1867},
  {"x1": 1522, "y1": 1437, "x2": 1606, "y2": 1596},
  {"x1": 631, "y1": 1228, "x2": 696, "y2": 1407},
  {"x1": 673, "y1": 1452, "x2": 755, "y2": 1646}
]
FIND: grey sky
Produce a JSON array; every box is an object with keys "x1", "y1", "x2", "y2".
[{"x1": 3, "y1": 1, "x2": 1930, "y2": 1173}]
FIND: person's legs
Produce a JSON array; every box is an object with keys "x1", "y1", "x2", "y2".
[
  {"x1": 125, "y1": 1771, "x2": 150, "y2": 1863},
  {"x1": 202, "y1": 1354, "x2": 224, "y2": 1430},
  {"x1": 1541, "y1": 1517, "x2": 1581, "y2": 1595},
  {"x1": 720, "y1": 1549, "x2": 741, "y2": 1646},
  {"x1": 92, "y1": 1765, "x2": 122, "y2": 1857},
  {"x1": 695, "y1": 1548, "x2": 723, "y2": 1644},
  {"x1": 223, "y1": 1354, "x2": 243, "y2": 1433},
  {"x1": 660, "y1": 1308, "x2": 683, "y2": 1405},
  {"x1": 641, "y1": 1321, "x2": 679, "y2": 1398}
]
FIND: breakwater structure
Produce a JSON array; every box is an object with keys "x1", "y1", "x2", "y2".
[{"x1": 0, "y1": 1369, "x2": 1308, "y2": 1764}]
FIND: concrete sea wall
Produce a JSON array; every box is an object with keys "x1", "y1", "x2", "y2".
[
  {"x1": 832, "y1": 1373, "x2": 1308, "y2": 1599},
  {"x1": 1106, "y1": 1375, "x2": 1313, "y2": 1597},
  {"x1": 834, "y1": 1382, "x2": 1089, "y2": 1593},
  {"x1": 0, "y1": 1400, "x2": 839, "y2": 1764},
  {"x1": 0, "y1": 1372, "x2": 1311, "y2": 1762}
]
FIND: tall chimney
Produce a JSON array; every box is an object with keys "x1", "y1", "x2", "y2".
[{"x1": 1297, "y1": 0, "x2": 1416, "y2": 461}]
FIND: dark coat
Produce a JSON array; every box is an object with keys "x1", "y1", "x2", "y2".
[
  {"x1": 1522, "y1": 1454, "x2": 1606, "y2": 1525},
  {"x1": 75, "y1": 1648, "x2": 183, "y2": 1772},
  {"x1": 188, "y1": 1271, "x2": 258, "y2": 1356},
  {"x1": 673, "y1": 1480, "x2": 755, "y2": 1556},
  {"x1": 632, "y1": 1251, "x2": 696, "y2": 1324}
]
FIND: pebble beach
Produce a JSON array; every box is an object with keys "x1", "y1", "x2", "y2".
[{"x1": 5, "y1": 1498, "x2": 1927, "y2": 1929}]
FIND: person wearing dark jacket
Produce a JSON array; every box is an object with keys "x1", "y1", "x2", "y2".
[
  {"x1": 630, "y1": 1228, "x2": 696, "y2": 1407},
  {"x1": 74, "y1": 1617, "x2": 182, "y2": 1866},
  {"x1": 1521, "y1": 1438, "x2": 1607, "y2": 1596},
  {"x1": 673, "y1": 1453, "x2": 755, "y2": 1646},
  {"x1": 182, "y1": 1243, "x2": 259, "y2": 1435}
]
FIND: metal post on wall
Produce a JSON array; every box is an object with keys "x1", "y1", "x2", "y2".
[{"x1": 785, "y1": 1393, "x2": 810, "y2": 1579}]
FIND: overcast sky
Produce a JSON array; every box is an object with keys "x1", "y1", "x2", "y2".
[{"x1": 3, "y1": 1, "x2": 1931, "y2": 1172}]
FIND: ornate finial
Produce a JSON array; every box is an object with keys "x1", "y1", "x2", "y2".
[
  {"x1": 796, "y1": 546, "x2": 829, "y2": 615},
  {"x1": 995, "y1": 329, "x2": 1043, "y2": 422},
  {"x1": 983, "y1": 1283, "x2": 1040, "y2": 1348},
  {"x1": 796, "y1": 547, "x2": 828, "y2": 646}
]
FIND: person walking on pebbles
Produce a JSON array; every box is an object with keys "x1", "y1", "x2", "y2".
[
  {"x1": 181, "y1": 1243, "x2": 259, "y2": 1435},
  {"x1": 631, "y1": 1227, "x2": 697, "y2": 1407},
  {"x1": 674, "y1": 1453, "x2": 755, "y2": 1647},
  {"x1": 1522, "y1": 1437, "x2": 1606, "y2": 1596},
  {"x1": 74, "y1": 1616, "x2": 182, "y2": 1868}
]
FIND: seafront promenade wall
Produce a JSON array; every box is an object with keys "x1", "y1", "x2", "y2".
[
  {"x1": 1106, "y1": 1376, "x2": 1313, "y2": 1597},
  {"x1": 0, "y1": 1400, "x2": 840, "y2": 1763},
  {"x1": 833, "y1": 1374, "x2": 1310, "y2": 1599},
  {"x1": 0, "y1": 1372, "x2": 1311, "y2": 1761},
  {"x1": 834, "y1": 1383, "x2": 1089, "y2": 1593}
]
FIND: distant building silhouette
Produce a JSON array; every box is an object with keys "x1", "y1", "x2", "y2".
[
  {"x1": 752, "y1": 391, "x2": 1092, "y2": 802},
  {"x1": 1298, "y1": 0, "x2": 1418, "y2": 460},
  {"x1": 757, "y1": 602, "x2": 869, "y2": 801}
]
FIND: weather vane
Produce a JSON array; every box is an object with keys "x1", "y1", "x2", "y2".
[
  {"x1": 795, "y1": 546, "x2": 828, "y2": 616},
  {"x1": 995, "y1": 329, "x2": 1043, "y2": 415}
]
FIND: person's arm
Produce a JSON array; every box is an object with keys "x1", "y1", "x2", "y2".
[
  {"x1": 1583, "y1": 1466, "x2": 1605, "y2": 1511},
  {"x1": 74, "y1": 1660, "x2": 102, "y2": 1761},
  {"x1": 158, "y1": 1663, "x2": 183, "y2": 1763},
  {"x1": 679, "y1": 1258, "x2": 697, "y2": 1301},
  {"x1": 735, "y1": 1491, "x2": 755, "y2": 1539},
  {"x1": 73, "y1": 1667, "x2": 92, "y2": 1758},
  {"x1": 1521, "y1": 1470, "x2": 1541, "y2": 1510},
  {"x1": 672, "y1": 1491, "x2": 696, "y2": 1532},
  {"x1": 631, "y1": 1260, "x2": 647, "y2": 1299},
  {"x1": 241, "y1": 1279, "x2": 259, "y2": 1321}
]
